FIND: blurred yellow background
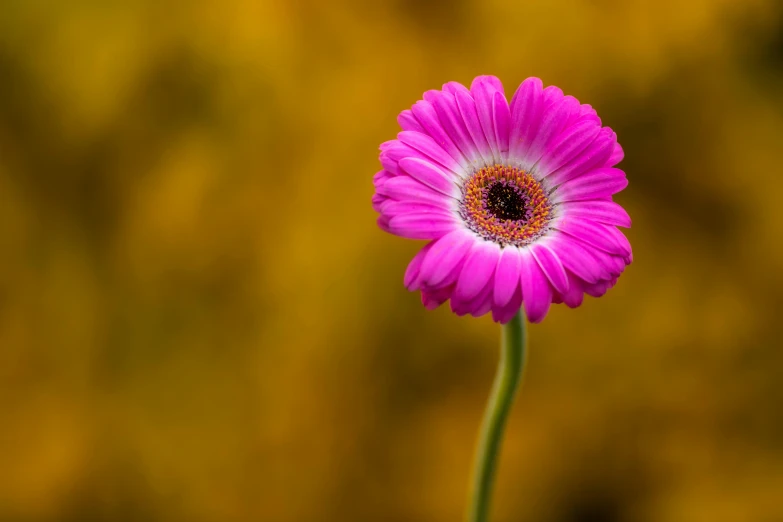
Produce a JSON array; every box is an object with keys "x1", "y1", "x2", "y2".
[{"x1": 1, "y1": 1, "x2": 783, "y2": 521}]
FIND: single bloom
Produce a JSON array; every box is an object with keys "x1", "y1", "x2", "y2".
[{"x1": 372, "y1": 76, "x2": 632, "y2": 323}]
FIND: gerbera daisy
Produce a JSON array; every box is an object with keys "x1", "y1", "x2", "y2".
[{"x1": 372, "y1": 76, "x2": 631, "y2": 323}]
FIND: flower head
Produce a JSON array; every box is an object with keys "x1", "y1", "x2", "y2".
[{"x1": 372, "y1": 76, "x2": 631, "y2": 323}]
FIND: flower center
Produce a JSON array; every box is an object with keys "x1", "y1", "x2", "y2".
[
  {"x1": 485, "y1": 182, "x2": 532, "y2": 221},
  {"x1": 459, "y1": 165, "x2": 552, "y2": 247}
]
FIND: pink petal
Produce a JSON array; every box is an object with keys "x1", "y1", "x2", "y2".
[
  {"x1": 442, "y1": 81, "x2": 470, "y2": 96},
  {"x1": 398, "y1": 131, "x2": 464, "y2": 177},
  {"x1": 493, "y1": 246, "x2": 522, "y2": 307},
  {"x1": 603, "y1": 226, "x2": 632, "y2": 257},
  {"x1": 561, "y1": 95, "x2": 583, "y2": 127},
  {"x1": 426, "y1": 89, "x2": 481, "y2": 165},
  {"x1": 421, "y1": 284, "x2": 453, "y2": 310},
  {"x1": 574, "y1": 243, "x2": 627, "y2": 278},
  {"x1": 471, "y1": 75, "x2": 506, "y2": 162},
  {"x1": 379, "y1": 176, "x2": 456, "y2": 207},
  {"x1": 525, "y1": 95, "x2": 579, "y2": 167},
  {"x1": 398, "y1": 109, "x2": 424, "y2": 133},
  {"x1": 373, "y1": 169, "x2": 393, "y2": 184},
  {"x1": 577, "y1": 104, "x2": 600, "y2": 125},
  {"x1": 545, "y1": 127, "x2": 616, "y2": 186},
  {"x1": 545, "y1": 234, "x2": 607, "y2": 283},
  {"x1": 491, "y1": 287, "x2": 522, "y2": 323},
  {"x1": 378, "y1": 140, "x2": 422, "y2": 175},
  {"x1": 398, "y1": 157, "x2": 460, "y2": 197},
  {"x1": 471, "y1": 75, "x2": 504, "y2": 93},
  {"x1": 470, "y1": 278, "x2": 496, "y2": 317},
  {"x1": 404, "y1": 242, "x2": 434, "y2": 290},
  {"x1": 387, "y1": 213, "x2": 458, "y2": 240},
  {"x1": 371, "y1": 193, "x2": 387, "y2": 212},
  {"x1": 380, "y1": 200, "x2": 456, "y2": 218},
  {"x1": 553, "y1": 168, "x2": 628, "y2": 202},
  {"x1": 554, "y1": 217, "x2": 630, "y2": 256},
  {"x1": 509, "y1": 77, "x2": 544, "y2": 160},
  {"x1": 449, "y1": 296, "x2": 471, "y2": 316},
  {"x1": 410, "y1": 100, "x2": 467, "y2": 167},
  {"x1": 560, "y1": 272, "x2": 586, "y2": 308},
  {"x1": 519, "y1": 247, "x2": 553, "y2": 323},
  {"x1": 419, "y1": 229, "x2": 474, "y2": 287},
  {"x1": 584, "y1": 279, "x2": 612, "y2": 298},
  {"x1": 454, "y1": 240, "x2": 501, "y2": 302},
  {"x1": 530, "y1": 243, "x2": 569, "y2": 294},
  {"x1": 450, "y1": 275, "x2": 493, "y2": 317},
  {"x1": 559, "y1": 201, "x2": 632, "y2": 228},
  {"x1": 377, "y1": 215, "x2": 391, "y2": 232},
  {"x1": 543, "y1": 85, "x2": 564, "y2": 106},
  {"x1": 493, "y1": 91, "x2": 511, "y2": 159},
  {"x1": 454, "y1": 88, "x2": 494, "y2": 165},
  {"x1": 538, "y1": 120, "x2": 601, "y2": 177},
  {"x1": 605, "y1": 141, "x2": 624, "y2": 167}
]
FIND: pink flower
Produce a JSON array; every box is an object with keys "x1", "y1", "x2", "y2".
[{"x1": 372, "y1": 76, "x2": 631, "y2": 323}]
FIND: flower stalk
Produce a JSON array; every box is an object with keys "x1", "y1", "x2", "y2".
[{"x1": 466, "y1": 309, "x2": 527, "y2": 522}]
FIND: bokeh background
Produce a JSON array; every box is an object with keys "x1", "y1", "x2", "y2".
[{"x1": 1, "y1": 1, "x2": 783, "y2": 521}]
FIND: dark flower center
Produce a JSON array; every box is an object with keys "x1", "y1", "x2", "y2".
[{"x1": 486, "y1": 182, "x2": 531, "y2": 222}]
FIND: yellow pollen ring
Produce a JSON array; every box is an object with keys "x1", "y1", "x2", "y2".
[{"x1": 459, "y1": 164, "x2": 552, "y2": 247}]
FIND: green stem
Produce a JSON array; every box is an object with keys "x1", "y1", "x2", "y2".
[{"x1": 466, "y1": 309, "x2": 527, "y2": 522}]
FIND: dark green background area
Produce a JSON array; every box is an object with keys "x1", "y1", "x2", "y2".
[{"x1": 1, "y1": 1, "x2": 782, "y2": 521}]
